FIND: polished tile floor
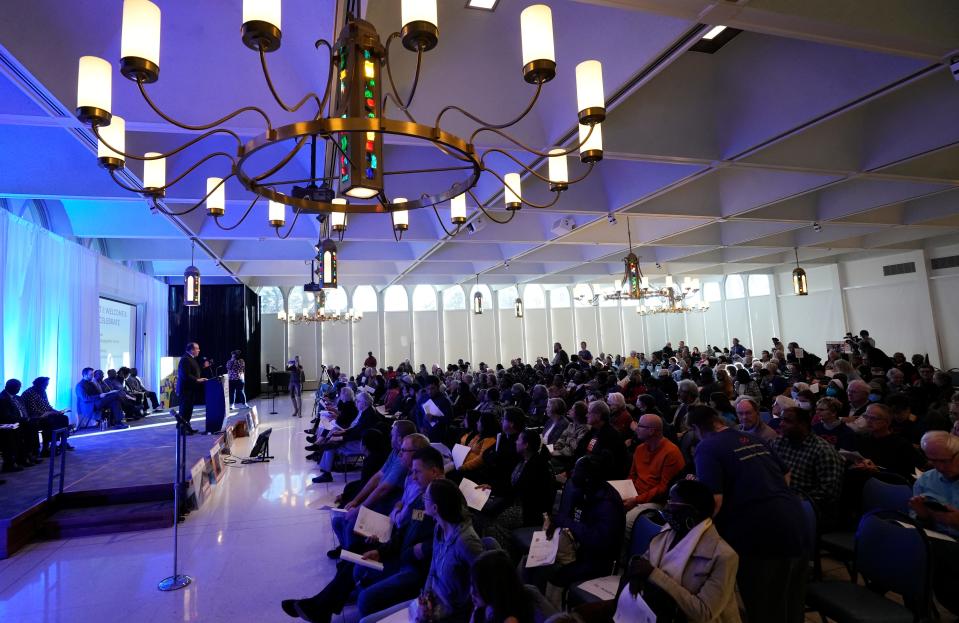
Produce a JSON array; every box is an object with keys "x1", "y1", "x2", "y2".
[{"x1": 0, "y1": 396, "x2": 345, "y2": 623}]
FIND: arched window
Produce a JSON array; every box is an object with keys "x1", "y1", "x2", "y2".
[
  {"x1": 288, "y1": 286, "x2": 306, "y2": 315},
  {"x1": 412, "y1": 285, "x2": 437, "y2": 311},
  {"x1": 702, "y1": 281, "x2": 722, "y2": 303},
  {"x1": 747, "y1": 274, "x2": 771, "y2": 297},
  {"x1": 724, "y1": 275, "x2": 745, "y2": 300},
  {"x1": 522, "y1": 284, "x2": 545, "y2": 309},
  {"x1": 442, "y1": 286, "x2": 466, "y2": 310},
  {"x1": 549, "y1": 287, "x2": 571, "y2": 308},
  {"x1": 324, "y1": 286, "x2": 348, "y2": 313},
  {"x1": 573, "y1": 283, "x2": 593, "y2": 307},
  {"x1": 383, "y1": 285, "x2": 409, "y2": 312},
  {"x1": 497, "y1": 286, "x2": 519, "y2": 309},
  {"x1": 352, "y1": 285, "x2": 378, "y2": 312},
  {"x1": 258, "y1": 286, "x2": 283, "y2": 314}
]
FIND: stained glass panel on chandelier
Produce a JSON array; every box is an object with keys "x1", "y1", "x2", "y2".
[{"x1": 333, "y1": 19, "x2": 384, "y2": 200}]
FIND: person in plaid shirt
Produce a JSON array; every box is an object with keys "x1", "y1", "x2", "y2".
[{"x1": 771, "y1": 406, "x2": 844, "y2": 510}]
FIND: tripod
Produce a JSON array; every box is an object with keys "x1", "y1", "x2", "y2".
[{"x1": 267, "y1": 364, "x2": 278, "y2": 415}]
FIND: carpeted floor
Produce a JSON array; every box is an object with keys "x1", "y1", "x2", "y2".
[{"x1": 0, "y1": 408, "x2": 253, "y2": 520}]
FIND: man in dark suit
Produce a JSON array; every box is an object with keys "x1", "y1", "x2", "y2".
[
  {"x1": 177, "y1": 342, "x2": 206, "y2": 434},
  {"x1": 76, "y1": 367, "x2": 126, "y2": 428}
]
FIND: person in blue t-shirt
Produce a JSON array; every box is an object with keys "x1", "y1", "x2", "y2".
[{"x1": 688, "y1": 405, "x2": 807, "y2": 623}]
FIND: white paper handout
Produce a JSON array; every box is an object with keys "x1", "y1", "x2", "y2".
[
  {"x1": 378, "y1": 608, "x2": 411, "y2": 623},
  {"x1": 608, "y1": 479, "x2": 639, "y2": 501},
  {"x1": 340, "y1": 549, "x2": 386, "y2": 571},
  {"x1": 459, "y1": 478, "x2": 491, "y2": 511},
  {"x1": 895, "y1": 521, "x2": 957, "y2": 543},
  {"x1": 423, "y1": 399, "x2": 442, "y2": 417},
  {"x1": 525, "y1": 530, "x2": 560, "y2": 568},
  {"x1": 353, "y1": 506, "x2": 393, "y2": 543},
  {"x1": 613, "y1": 587, "x2": 657, "y2": 623},
  {"x1": 578, "y1": 575, "x2": 621, "y2": 601},
  {"x1": 451, "y1": 443, "x2": 471, "y2": 469}
]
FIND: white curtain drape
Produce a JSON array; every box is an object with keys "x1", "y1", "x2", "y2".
[{"x1": 0, "y1": 209, "x2": 169, "y2": 422}]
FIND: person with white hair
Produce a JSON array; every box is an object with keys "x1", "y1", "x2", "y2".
[
  {"x1": 844, "y1": 379, "x2": 872, "y2": 432},
  {"x1": 909, "y1": 431, "x2": 959, "y2": 616},
  {"x1": 606, "y1": 392, "x2": 631, "y2": 436}
]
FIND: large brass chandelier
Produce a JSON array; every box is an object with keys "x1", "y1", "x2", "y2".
[{"x1": 74, "y1": 0, "x2": 606, "y2": 242}]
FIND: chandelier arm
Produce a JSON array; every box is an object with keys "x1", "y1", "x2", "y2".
[
  {"x1": 251, "y1": 133, "x2": 312, "y2": 182},
  {"x1": 107, "y1": 168, "x2": 153, "y2": 194},
  {"x1": 430, "y1": 203, "x2": 461, "y2": 237},
  {"x1": 479, "y1": 167, "x2": 562, "y2": 210},
  {"x1": 212, "y1": 194, "x2": 261, "y2": 231},
  {"x1": 480, "y1": 149, "x2": 595, "y2": 186},
  {"x1": 273, "y1": 206, "x2": 305, "y2": 240},
  {"x1": 382, "y1": 164, "x2": 475, "y2": 176},
  {"x1": 91, "y1": 125, "x2": 242, "y2": 161},
  {"x1": 382, "y1": 33, "x2": 423, "y2": 122},
  {"x1": 146, "y1": 190, "x2": 222, "y2": 217},
  {"x1": 314, "y1": 40, "x2": 336, "y2": 114},
  {"x1": 470, "y1": 121, "x2": 595, "y2": 159},
  {"x1": 258, "y1": 45, "x2": 324, "y2": 114},
  {"x1": 392, "y1": 226, "x2": 404, "y2": 242},
  {"x1": 137, "y1": 79, "x2": 273, "y2": 132},
  {"x1": 155, "y1": 152, "x2": 237, "y2": 192},
  {"x1": 467, "y1": 189, "x2": 517, "y2": 225},
  {"x1": 434, "y1": 81, "x2": 542, "y2": 132}
]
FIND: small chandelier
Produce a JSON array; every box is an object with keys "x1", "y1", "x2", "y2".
[
  {"x1": 473, "y1": 275, "x2": 483, "y2": 315},
  {"x1": 184, "y1": 240, "x2": 200, "y2": 307},
  {"x1": 514, "y1": 297, "x2": 524, "y2": 318},
  {"x1": 288, "y1": 307, "x2": 362, "y2": 325},
  {"x1": 75, "y1": 0, "x2": 606, "y2": 241},
  {"x1": 792, "y1": 248, "x2": 808, "y2": 296}
]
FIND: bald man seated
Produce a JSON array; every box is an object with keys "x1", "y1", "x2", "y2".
[{"x1": 623, "y1": 413, "x2": 686, "y2": 531}]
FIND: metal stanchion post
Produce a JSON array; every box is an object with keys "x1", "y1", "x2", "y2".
[{"x1": 158, "y1": 421, "x2": 193, "y2": 591}]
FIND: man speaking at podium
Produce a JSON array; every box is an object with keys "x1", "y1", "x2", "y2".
[{"x1": 177, "y1": 342, "x2": 206, "y2": 435}]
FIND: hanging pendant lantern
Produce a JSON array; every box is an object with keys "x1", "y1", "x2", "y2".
[
  {"x1": 319, "y1": 239, "x2": 338, "y2": 289},
  {"x1": 514, "y1": 297, "x2": 524, "y2": 318},
  {"x1": 472, "y1": 274, "x2": 483, "y2": 314},
  {"x1": 792, "y1": 247, "x2": 808, "y2": 296},
  {"x1": 184, "y1": 240, "x2": 200, "y2": 307}
]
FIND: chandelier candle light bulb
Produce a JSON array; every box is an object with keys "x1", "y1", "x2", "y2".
[
  {"x1": 242, "y1": 0, "x2": 282, "y2": 52},
  {"x1": 392, "y1": 198, "x2": 409, "y2": 231},
  {"x1": 143, "y1": 153, "x2": 166, "y2": 195},
  {"x1": 548, "y1": 149, "x2": 569, "y2": 192},
  {"x1": 97, "y1": 115, "x2": 126, "y2": 170},
  {"x1": 206, "y1": 177, "x2": 225, "y2": 216},
  {"x1": 520, "y1": 4, "x2": 555, "y2": 84},
  {"x1": 575, "y1": 60, "x2": 605, "y2": 124},
  {"x1": 268, "y1": 200, "x2": 285, "y2": 227},
  {"x1": 76, "y1": 56, "x2": 112, "y2": 126},
  {"x1": 330, "y1": 198, "x2": 348, "y2": 232},
  {"x1": 450, "y1": 193, "x2": 467, "y2": 224},
  {"x1": 401, "y1": 0, "x2": 439, "y2": 51},
  {"x1": 120, "y1": 0, "x2": 161, "y2": 82},
  {"x1": 579, "y1": 122, "x2": 603, "y2": 163},
  {"x1": 504, "y1": 173, "x2": 522, "y2": 211}
]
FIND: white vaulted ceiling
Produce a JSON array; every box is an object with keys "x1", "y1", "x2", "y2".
[{"x1": 1, "y1": 0, "x2": 958, "y2": 289}]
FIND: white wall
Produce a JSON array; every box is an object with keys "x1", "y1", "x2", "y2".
[
  {"x1": 322, "y1": 323, "x2": 351, "y2": 375},
  {"x1": 550, "y1": 307, "x2": 575, "y2": 354},
  {"x1": 703, "y1": 304, "x2": 726, "y2": 349},
  {"x1": 470, "y1": 310, "x2": 496, "y2": 366},
  {"x1": 384, "y1": 311, "x2": 411, "y2": 366},
  {"x1": 622, "y1": 306, "x2": 647, "y2": 353},
  {"x1": 443, "y1": 310, "x2": 469, "y2": 366},
  {"x1": 574, "y1": 307, "x2": 599, "y2": 354},
  {"x1": 645, "y1": 313, "x2": 668, "y2": 351},
  {"x1": 352, "y1": 311, "x2": 381, "y2": 372},
  {"x1": 776, "y1": 265, "x2": 845, "y2": 355},
  {"x1": 413, "y1": 310, "x2": 441, "y2": 368},
  {"x1": 288, "y1": 323, "x2": 320, "y2": 382},
  {"x1": 524, "y1": 308, "x2": 549, "y2": 362},
  {"x1": 599, "y1": 307, "x2": 624, "y2": 357},
  {"x1": 499, "y1": 309, "x2": 524, "y2": 361},
  {"x1": 261, "y1": 315, "x2": 287, "y2": 372},
  {"x1": 666, "y1": 313, "x2": 686, "y2": 345}
]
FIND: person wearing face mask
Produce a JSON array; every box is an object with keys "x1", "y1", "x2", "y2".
[{"x1": 604, "y1": 480, "x2": 742, "y2": 623}]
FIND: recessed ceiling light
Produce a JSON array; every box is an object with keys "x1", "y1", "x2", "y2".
[
  {"x1": 702, "y1": 25, "x2": 726, "y2": 40},
  {"x1": 466, "y1": 0, "x2": 499, "y2": 10}
]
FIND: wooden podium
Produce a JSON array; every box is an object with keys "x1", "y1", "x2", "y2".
[{"x1": 204, "y1": 375, "x2": 229, "y2": 434}]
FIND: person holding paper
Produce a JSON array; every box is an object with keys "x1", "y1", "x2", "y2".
[
  {"x1": 360, "y1": 478, "x2": 484, "y2": 623},
  {"x1": 523, "y1": 454, "x2": 625, "y2": 606},
  {"x1": 624, "y1": 414, "x2": 685, "y2": 529},
  {"x1": 417, "y1": 376, "x2": 453, "y2": 443},
  {"x1": 472, "y1": 430, "x2": 555, "y2": 556},
  {"x1": 448, "y1": 411, "x2": 498, "y2": 482},
  {"x1": 281, "y1": 447, "x2": 446, "y2": 623},
  {"x1": 310, "y1": 391, "x2": 384, "y2": 483},
  {"x1": 908, "y1": 431, "x2": 959, "y2": 616},
  {"x1": 549, "y1": 401, "x2": 589, "y2": 473},
  {"x1": 594, "y1": 480, "x2": 741, "y2": 623}
]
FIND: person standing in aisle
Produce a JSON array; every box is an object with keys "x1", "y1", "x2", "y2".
[{"x1": 288, "y1": 356, "x2": 305, "y2": 417}]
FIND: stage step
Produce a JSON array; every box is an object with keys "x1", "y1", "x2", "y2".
[{"x1": 40, "y1": 500, "x2": 174, "y2": 539}]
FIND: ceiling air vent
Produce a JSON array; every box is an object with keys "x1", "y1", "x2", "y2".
[
  {"x1": 882, "y1": 261, "x2": 916, "y2": 277},
  {"x1": 930, "y1": 255, "x2": 959, "y2": 270}
]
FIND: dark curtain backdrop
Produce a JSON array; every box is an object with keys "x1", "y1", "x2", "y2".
[{"x1": 168, "y1": 284, "x2": 261, "y2": 399}]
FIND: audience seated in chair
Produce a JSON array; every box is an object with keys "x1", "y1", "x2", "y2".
[{"x1": 21, "y1": 376, "x2": 73, "y2": 456}]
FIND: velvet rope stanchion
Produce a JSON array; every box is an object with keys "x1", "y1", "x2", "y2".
[{"x1": 158, "y1": 417, "x2": 193, "y2": 592}]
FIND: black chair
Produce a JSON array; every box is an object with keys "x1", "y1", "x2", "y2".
[
  {"x1": 567, "y1": 514, "x2": 664, "y2": 607},
  {"x1": 806, "y1": 511, "x2": 933, "y2": 623},
  {"x1": 820, "y1": 475, "x2": 912, "y2": 570}
]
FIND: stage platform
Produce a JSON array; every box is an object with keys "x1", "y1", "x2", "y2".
[{"x1": 0, "y1": 407, "x2": 260, "y2": 558}]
